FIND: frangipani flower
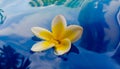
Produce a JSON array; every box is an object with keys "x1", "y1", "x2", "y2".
[{"x1": 31, "y1": 15, "x2": 83, "y2": 55}]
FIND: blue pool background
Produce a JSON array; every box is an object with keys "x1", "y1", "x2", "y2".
[{"x1": 0, "y1": 0, "x2": 120, "y2": 69}]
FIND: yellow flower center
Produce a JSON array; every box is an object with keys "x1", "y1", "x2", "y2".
[{"x1": 49, "y1": 38, "x2": 61, "y2": 45}]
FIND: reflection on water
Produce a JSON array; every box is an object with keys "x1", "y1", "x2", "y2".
[
  {"x1": 79, "y1": 0, "x2": 120, "y2": 53},
  {"x1": 0, "y1": 0, "x2": 120, "y2": 69},
  {"x1": 0, "y1": 45, "x2": 31, "y2": 69}
]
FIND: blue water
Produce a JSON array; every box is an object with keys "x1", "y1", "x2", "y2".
[{"x1": 0, "y1": 0, "x2": 120, "y2": 69}]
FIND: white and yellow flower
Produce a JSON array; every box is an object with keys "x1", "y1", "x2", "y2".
[{"x1": 31, "y1": 15, "x2": 83, "y2": 55}]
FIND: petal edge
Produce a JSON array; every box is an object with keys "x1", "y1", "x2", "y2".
[
  {"x1": 54, "y1": 39, "x2": 71, "y2": 55},
  {"x1": 31, "y1": 27, "x2": 53, "y2": 41},
  {"x1": 52, "y1": 15, "x2": 67, "y2": 39},
  {"x1": 62, "y1": 25, "x2": 83, "y2": 42},
  {"x1": 31, "y1": 41, "x2": 54, "y2": 52}
]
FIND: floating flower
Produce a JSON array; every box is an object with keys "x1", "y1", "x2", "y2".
[{"x1": 31, "y1": 15, "x2": 83, "y2": 55}]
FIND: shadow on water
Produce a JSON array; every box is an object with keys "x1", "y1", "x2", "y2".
[
  {"x1": 57, "y1": 44, "x2": 80, "y2": 61},
  {"x1": 31, "y1": 36, "x2": 42, "y2": 41},
  {"x1": 67, "y1": 44, "x2": 80, "y2": 55},
  {"x1": 0, "y1": 45, "x2": 31, "y2": 69}
]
